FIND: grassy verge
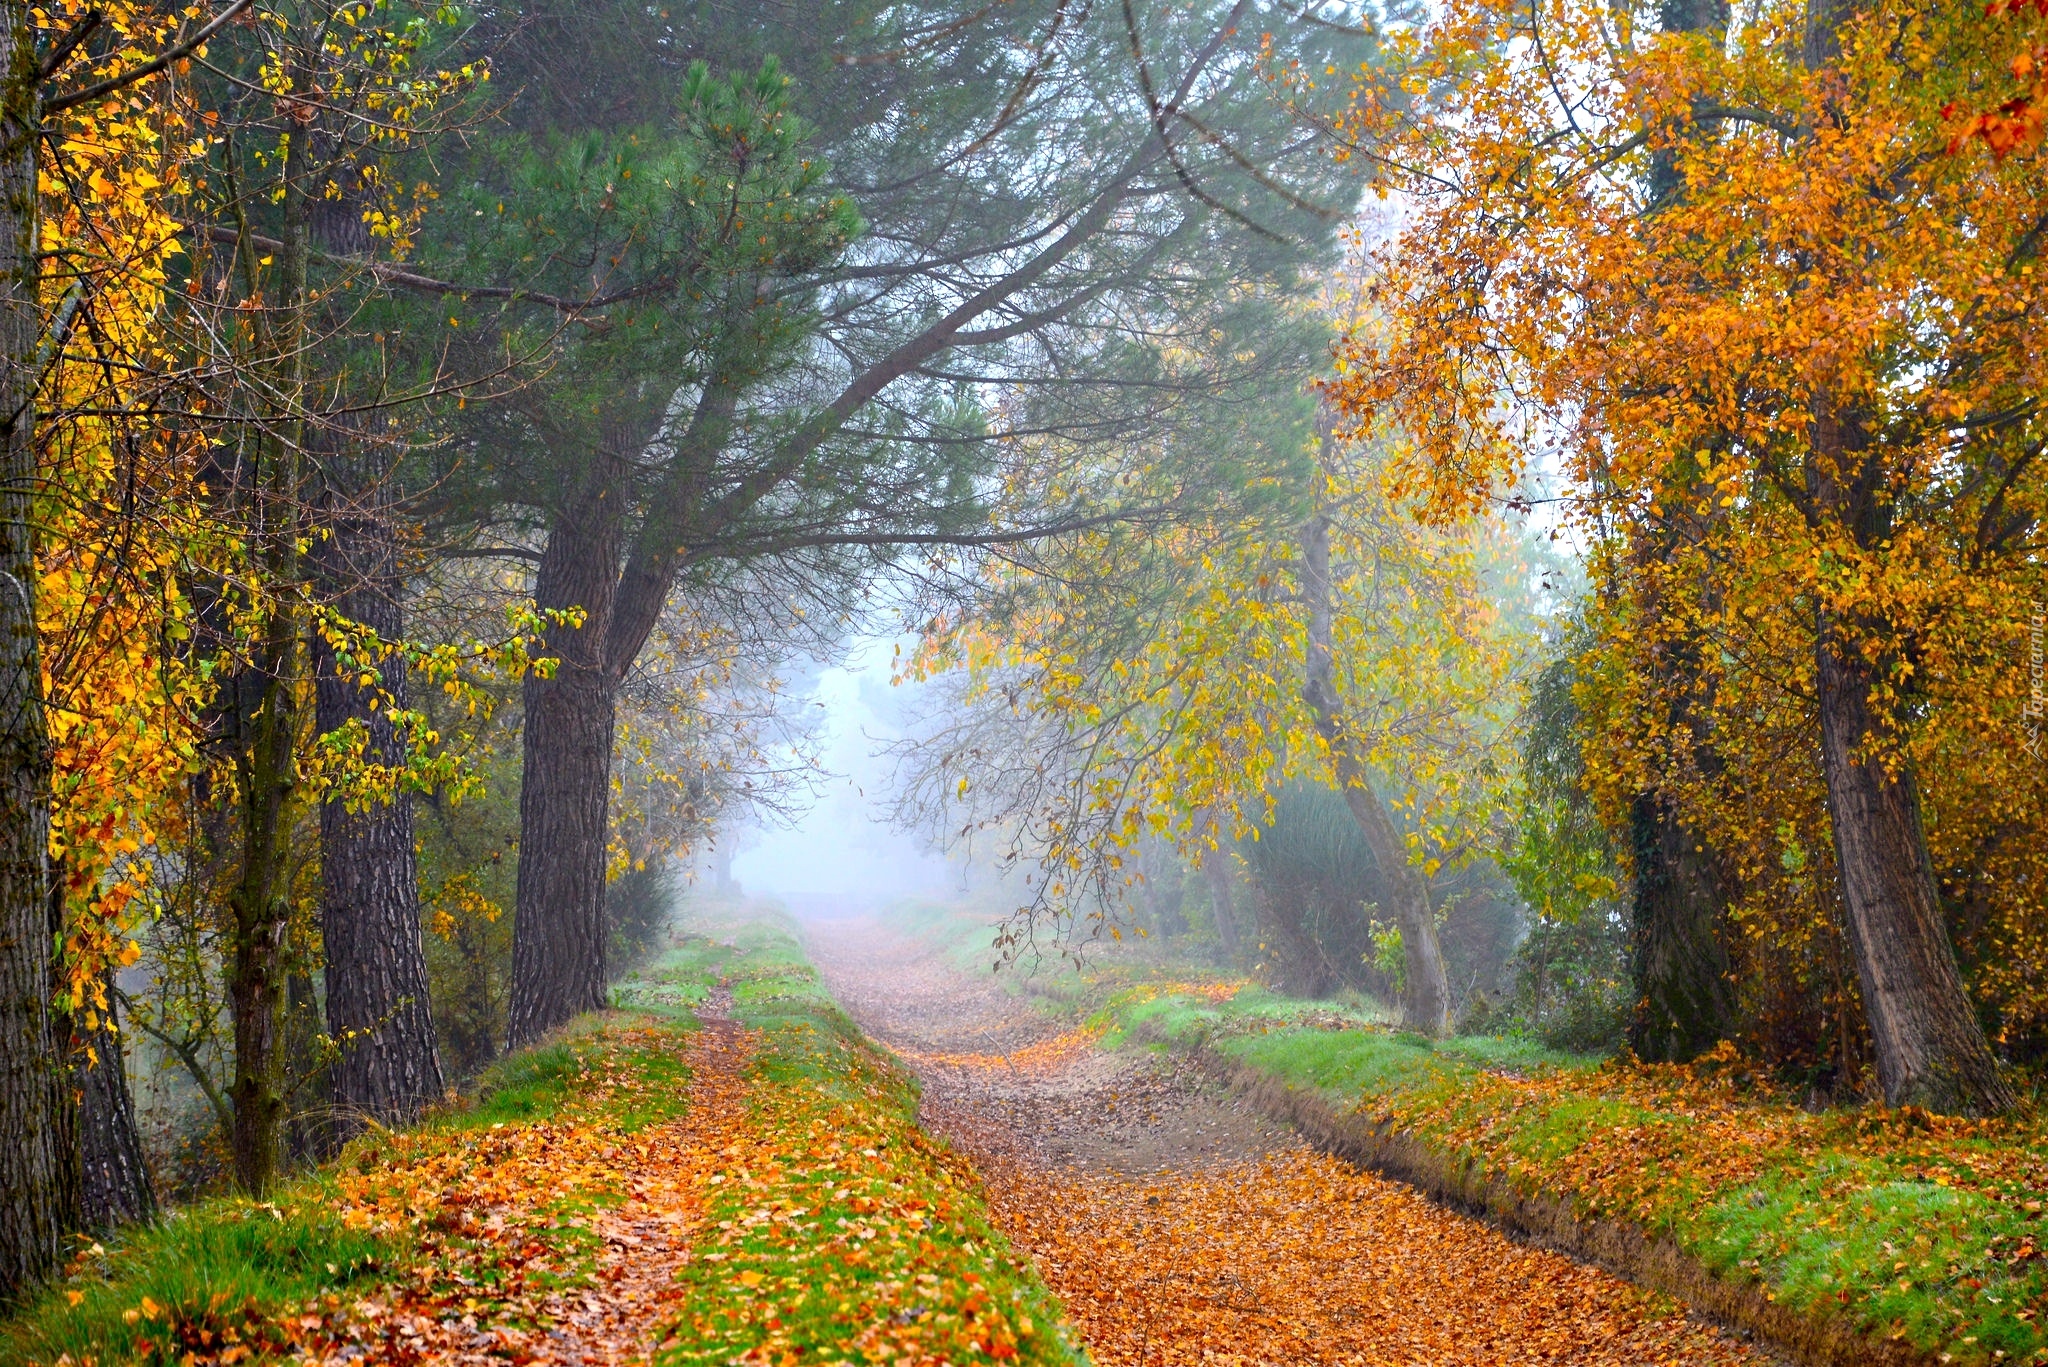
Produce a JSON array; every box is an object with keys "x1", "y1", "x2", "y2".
[
  {"x1": 2, "y1": 904, "x2": 1078, "y2": 1366},
  {"x1": 2, "y1": 1010, "x2": 693, "y2": 1366},
  {"x1": 1091, "y1": 981, "x2": 2048, "y2": 1367},
  {"x1": 639, "y1": 906, "x2": 1084, "y2": 1366}
]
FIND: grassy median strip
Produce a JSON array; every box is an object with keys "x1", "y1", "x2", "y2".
[
  {"x1": 630, "y1": 918, "x2": 1084, "y2": 1366},
  {"x1": 1102, "y1": 981, "x2": 2048, "y2": 1367}
]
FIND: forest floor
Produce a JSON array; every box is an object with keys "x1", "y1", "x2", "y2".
[{"x1": 802, "y1": 913, "x2": 1781, "y2": 1366}]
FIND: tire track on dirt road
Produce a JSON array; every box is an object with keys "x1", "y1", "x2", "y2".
[{"x1": 804, "y1": 916, "x2": 1786, "y2": 1367}]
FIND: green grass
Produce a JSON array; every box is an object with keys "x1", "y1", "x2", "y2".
[
  {"x1": 4, "y1": 904, "x2": 1084, "y2": 1367},
  {"x1": 7, "y1": 1191, "x2": 403, "y2": 1366},
  {"x1": 611, "y1": 907, "x2": 1083, "y2": 1365},
  {"x1": 652, "y1": 925, "x2": 1084, "y2": 1367},
  {"x1": 2, "y1": 1012, "x2": 674, "y2": 1367},
  {"x1": 6, "y1": 907, "x2": 768, "y2": 1366}
]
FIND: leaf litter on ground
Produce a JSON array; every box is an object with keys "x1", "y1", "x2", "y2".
[{"x1": 805, "y1": 913, "x2": 1783, "y2": 1366}]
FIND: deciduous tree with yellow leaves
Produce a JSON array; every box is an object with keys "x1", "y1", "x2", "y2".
[
  {"x1": 1327, "y1": 0, "x2": 2048, "y2": 1112},
  {"x1": 901, "y1": 396, "x2": 1533, "y2": 1033},
  {"x1": 0, "y1": 0, "x2": 250, "y2": 1297}
]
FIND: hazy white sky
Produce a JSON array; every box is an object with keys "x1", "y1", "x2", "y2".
[{"x1": 729, "y1": 639, "x2": 954, "y2": 911}]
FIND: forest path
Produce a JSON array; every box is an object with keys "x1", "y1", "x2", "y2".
[{"x1": 803, "y1": 915, "x2": 1784, "y2": 1367}]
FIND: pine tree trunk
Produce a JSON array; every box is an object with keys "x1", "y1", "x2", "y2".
[
  {"x1": 503, "y1": 390, "x2": 721, "y2": 1046},
  {"x1": 73, "y1": 984, "x2": 154, "y2": 1232},
  {"x1": 506, "y1": 666, "x2": 616, "y2": 1046},
  {"x1": 1626, "y1": 791, "x2": 1736, "y2": 1062},
  {"x1": 1816, "y1": 632, "x2": 2013, "y2": 1114},
  {"x1": 506, "y1": 479, "x2": 623, "y2": 1050},
  {"x1": 314, "y1": 479, "x2": 444, "y2": 1138},
  {"x1": 0, "y1": 0, "x2": 71, "y2": 1302}
]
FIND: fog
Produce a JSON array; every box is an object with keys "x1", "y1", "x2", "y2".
[{"x1": 728, "y1": 639, "x2": 955, "y2": 918}]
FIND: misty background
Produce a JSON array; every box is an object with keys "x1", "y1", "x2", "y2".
[{"x1": 728, "y1": 640, "x2": 958, "y2": 917}]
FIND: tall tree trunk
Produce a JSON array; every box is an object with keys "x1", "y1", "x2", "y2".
[
  {"x1": 1626, "y1": 791, "x2": 1736, "y2": 1061},
  {"x1": 1815, "y1": 633, "x2": 2012, "y2": 1113},
  {"x1": 504, "y1": 389, "x2": 729, "y2": 1044},
  {"x1": 1299, "y1": 507, "x2": 1452, "y2": 1036},
  {"x1": 1330, "y1": 747, "x2": 1452, "y2": 1034},
  {"x1": 1199, "y1": 846, "x2": 1239, "y2": 958},
  {"x1": 506, "y1": 461, "x2": 624, "y2": 1049},
  {"x1": 1803, "y1": 394, "x2": 2011, "y2": 1115},
  {"x1": 73, "y1": 982, "x2": 154, "y2": 1232},
  {"x1": 227, "y1": 621, "x2": 298, "y2": 1194},
  {"x1": 1618, "y1": 588, "x2": 1739, "y2": 1061},
  {"x1": 1615, "y1": 0, "x2": 1741, "y2": 1069},
  {"x1": 314, "y1": 468, "x2": 444, "y2": 1137},
  {"x1": 225, "y1": 148, "x2": 310, "y2": 1195},
  {"x1": 0, "y1": 0, "x2": 71, "y2": 1301}
]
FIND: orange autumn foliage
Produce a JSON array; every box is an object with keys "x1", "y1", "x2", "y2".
[
  {"x1": 36, "y1": 0, "x2": 213, "y2": 1029},
  {"x1": 1948, "y1": 0, "x2": 2048, "y2": 157},
  {"x1": 1321, "y1": 0, "x2": 2048, "y2": 1080}
]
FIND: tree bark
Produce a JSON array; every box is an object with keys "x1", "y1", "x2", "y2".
[
  {"x1": 224, "y1": 141, "x2": 311, "y2": 1195},
  {"x1": 1800, "y1": 392, "x2": 2012, "y2": 1115},
  {"x1": 1626, "y1": 791, "x2": 1736, "y2": 1061},
  {"x1": 227, "y1": 641, "x2": 297, "y2": 1194},
  {"x1": 1330, "y1": 746, "x2": 1452, "y2": 1035},
  {"x1": 506, "y1": 454, "x2": 625, "y2": 1049},
  {"x1": 1607, "y1": 0, "x2": 1742, "y2": 1069},
  {"x1": 1815, "y1": 633, "x2": 2013, "y2": 1113},
  {"x1": 73, "y1": 984, "x2": 154, "y2": 1232},
  {"x1": 0, "y1": 0, "x2": 71, "y2": 1301},
  {"x1": 314, "y1": 468, "x2": 445, "y2": 1138},
  {"x1": 1299, "y1": 506, "x2": 1452, "y2": 1036},
  {"x1": 1199, "y1": 845, "x2": 1240, "y2": 958}
]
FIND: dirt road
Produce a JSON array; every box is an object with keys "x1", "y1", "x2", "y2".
[{"x1": 803, "y1": 916, "x2": 1783, "y2": 1367}]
